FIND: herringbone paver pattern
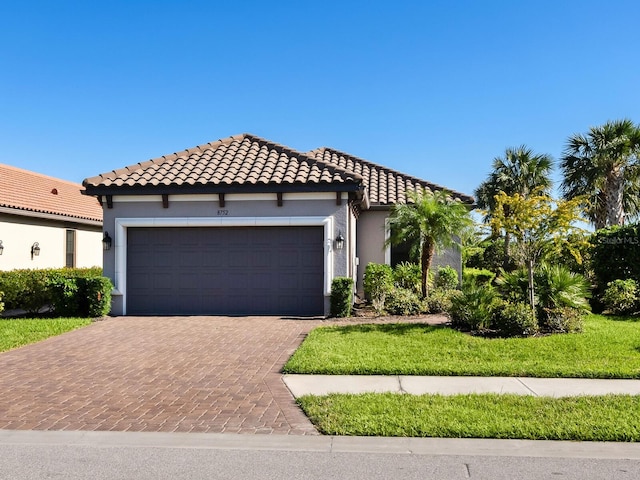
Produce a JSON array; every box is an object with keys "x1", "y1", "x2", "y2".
[{"x1": 0, "y1": 317, "x2": 322, "y2": 434}]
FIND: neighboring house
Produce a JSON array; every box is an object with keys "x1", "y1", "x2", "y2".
[
  {"x1": 0, "y1": 164, "x2": 103, "y2": 271},
  {"x1": 83, "y1": 134, "x2": 473, "y2": 316}
]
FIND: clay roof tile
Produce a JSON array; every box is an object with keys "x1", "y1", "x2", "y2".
[{"x1": 0, "y1": 163, "x2": 103, "y2": 223}]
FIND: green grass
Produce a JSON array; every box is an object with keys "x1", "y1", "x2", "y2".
[
  {"x1": 0, "y1": 318, "x2": 91, "y2": 352},
  {"x1": 298, "y1": 393, "x2": 640, "y2": 441},
  {"x1": 284, "y1": 314, "x2": 640, "y2": 378}
]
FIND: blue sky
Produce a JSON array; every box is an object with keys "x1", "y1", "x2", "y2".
[{"x1": 1, "y1": 0, "x2": 638, "y2": 198}]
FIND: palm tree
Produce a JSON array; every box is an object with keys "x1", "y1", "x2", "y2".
[
  {"x1": 476, "y1": 145, "x2": 553, "y2": 213},
  {"x1": 561, "y1": 119, "x2": 640, "y2": 229},
  {"x1": 474, "y1": 146, "x2": 553, "y2": 265},
  {"x1": 386, "y1": 189, "x2": 472, "y2": 298}
]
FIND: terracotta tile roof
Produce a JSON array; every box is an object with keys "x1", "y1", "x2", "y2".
[
  {"x1": 308, "y1": 147, "x2": 474, "y2": 205},
  {"x1": 82, "y1": 133, "x2": 473, "y2": 207},
  {"x1": 83, "y1": 134, "x2": 363, "y2": 192},
  {"x1": 0, "y1": 163, "x2": 103, "y2": 223}
]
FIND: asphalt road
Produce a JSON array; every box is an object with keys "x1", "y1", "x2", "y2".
[
  {"x1": 2, "y1": 445, "x2": 640, "y2": 479},
  {"x1": 1, "y1": 431, "x2": 639, "y2": 480}
]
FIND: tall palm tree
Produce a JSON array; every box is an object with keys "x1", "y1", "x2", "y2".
[
  {"x1": 474, "y1": 146, "x2": 553, "y2": 264},
  {"x1": 561, "y1": 119, "x2": 640, "y2": 229},
  {"x1": 386, "y1": 189, "x2": 472, "y2": 298},
  {"x1": 475, "y1": 145, "x2": 554, "y2": 214}
]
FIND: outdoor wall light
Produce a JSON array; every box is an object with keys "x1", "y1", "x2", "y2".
[
  {"x1": 335, "y1": 231, "x2": 345, "y2": 250},
  {"x1": 102, "y1": 232, "x2": 112, "y2": 251},
  {"x1": 31, "y1": 242, "x2": 40, "y2": 258},
  {"x1": 0, "y1": 240, "x2": 3, "y2": 255}
]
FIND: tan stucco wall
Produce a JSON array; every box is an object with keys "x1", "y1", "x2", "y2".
[
  {"x1": 356, "y1": 210, "x2": 388, "y2": 296},
  {"x1": 0, "y1": 213, "x2": 102, "y2": 271},
  {"x1": 355, "y1": 209, "x2": 463, "y2": 296}
]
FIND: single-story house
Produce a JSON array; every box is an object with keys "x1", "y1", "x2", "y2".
[
  {"x1": 83, "y1": 134, "x2": 473, "y2": 316},
  {"x1": 0, "y1": 163, "x2": 103, "y2": 271}
]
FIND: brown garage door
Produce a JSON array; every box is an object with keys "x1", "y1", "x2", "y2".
[{"x1": 126, "y1": 226, "x2": 324, "y2": 316}]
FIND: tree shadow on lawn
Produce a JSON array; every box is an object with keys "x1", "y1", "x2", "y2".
[
  {"x1": 331, "y1": 323, "x2": 445, "y2": 335},
  {"x1": 607, "y1": 314, "x2": 640, "y2": 323}
]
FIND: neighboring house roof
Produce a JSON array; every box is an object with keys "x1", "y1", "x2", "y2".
[
  {"x1": 0, "y1": 163, "x2": 103, "y2": 224},
  {"x1": 83, "y1": 134, "x2": 363, "y2": 195},
  {"x1": 309, "y1": 147, "x2": 474, "y2": 205},
  {"x1": 82, "y1": 133, "x2": 474, "y2": 206}
]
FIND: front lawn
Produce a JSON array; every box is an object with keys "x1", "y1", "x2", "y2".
[
  {"x1": 0, "y1": 318, "x2": 91, "y2": 352},
  {"x1": 298, "y1": 393, "x2": 640, "y2": 441},
  {"x1": 284, "y1": 314, "x2": 640, "y2": 378}
]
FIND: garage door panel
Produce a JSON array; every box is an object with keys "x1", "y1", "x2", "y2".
[
  {"x1": 150, "y1": 272, "x2": 173, "y2": 289},
  {"x1": 127, "y1": 226, "x2": 324, "y2": 315},
  {"x1": 228, "y1": 252, "x2": 249, "y2": 268},
  {"x1": 179, "y1": 251, "x2": 203, "y2": 267},
  {"x1": 200, "y1": 252, "x2": 224, "y2": 268},
  {"x1": 299, "y1": 272, "x2": 321, "y2": 289},
  {"x1": 301, "y1": 253, "x2": 321, "y2": 268},
  {"x1": 277, "y1": 255, "x2": 299, "y2": 268}
]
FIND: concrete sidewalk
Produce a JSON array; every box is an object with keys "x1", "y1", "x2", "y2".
[{"x1": 283, "y1": 374, "x2": 640, "y2": 397}]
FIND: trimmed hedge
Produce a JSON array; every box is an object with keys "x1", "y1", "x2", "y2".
[
  {"x1": 591, "y1": 225, "x2": 640, "y2": 288},
  {"x1": 0, "y1": 269, "x2": 50, "y2": 314},
  {"x1": 330, "y1": 277, "x2": 354, "y2": 318},
  {"x1": 0, "y1": 268, "x2": 111, "y2": 317}
]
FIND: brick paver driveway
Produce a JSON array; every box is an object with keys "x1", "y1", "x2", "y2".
[{"x1": 0, "y1": 317, "x2": 323, "y2": 434}]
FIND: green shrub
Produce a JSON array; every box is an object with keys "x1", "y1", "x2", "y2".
[
  {"x1": 384, "y1": 288, "x2": 424, "y2": 316},
  {"x1": 0, "y1": 269, "x2": 51, "y2": 314},
  {"x1": 463, "y1": 268, "x2": 495, "y2": 286},
  {"x1": 48, "y1": 275, "x2": 80, "y2": 317},
  {"x1": 392, "y1": 262, "x2": 422, "y2": 295},
  {"x1": 542, "y1": 307, "x2": 584, "y2": 333},
  {"x1": 330, "y1": 277, "x2": 354, "y2": 318},
  {"x1": 497, "y1": 265, "x2": 591, "y2": 318},
  {"x1": 602, "y1": 279, "x2": 638, "y2": 315},
  {"x1": 0, "y1": 268, "x2": 109, "y2": 317},
  {"x1": 0, "y1": 291, "x2": 4, "y2": 314},
  {"x1": 435, "y1": 265, "x2": 458, "y2": 291},
  {"x1": 425, "y1": 289, "x2": 456, "y2": 314},
  {"x1": 496, "y1": 268, "x2": 529, "y2": 303},
  {"x1": 535, "y1": 264, "x2": 591, "y2": 313},
  {"x1": 465, "y1": 237, "x2": 516, "y2": 273},
  {"x1": 492, "y1": 301, "x2": 538, "y2": 337},
  {"x1": 364, "y1": 263, "x2": 394, "y2": 314},
  {"x1": 80, "y1": 276, "x2": 113, "y2": 317},
  {"x1": 591, "y1": 225, "x2": 640, "y2": 289},
  {"x1": 450, "y1": 281, "x2": 498, "y2": 331}
]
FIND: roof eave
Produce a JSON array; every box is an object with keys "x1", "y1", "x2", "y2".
[
  {"x1": 82, "y1": 181, "x2": 364, "y2": 197},
  {"x1": 0, "y1": 205, "x2": 103, "y2": 226}
]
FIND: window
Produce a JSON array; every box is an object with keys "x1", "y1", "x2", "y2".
[
  {"x1": 390, "y1": 238, "x2": 413, "y2": 267},
  {"x1": 387, "y1": 222, "x2": 414, "y2": 267},
  {"x1": 65, "y1": 230, "x2": 76, "y2": 268}
]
